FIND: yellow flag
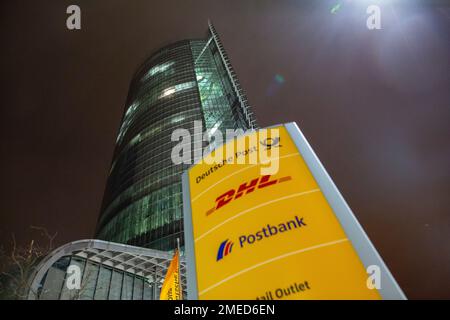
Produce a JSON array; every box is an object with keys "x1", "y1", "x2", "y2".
[{"x1": 159, "y1": 249, "x2": 182, "y2": 300}]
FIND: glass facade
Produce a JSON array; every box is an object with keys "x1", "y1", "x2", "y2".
[
  {"x1": 95, "y1": 24, "x2": 258, "y2": 251},
  {"x1": 36, "y1": 255, "x2": 157, "y2": 300}
]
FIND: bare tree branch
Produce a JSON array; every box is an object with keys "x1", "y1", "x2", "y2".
[{"x1": 0, "y1": 226, "x2": 57, "y2": 300}]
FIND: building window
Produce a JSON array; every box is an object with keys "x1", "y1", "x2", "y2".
[
  {"x1": 108, "y1": 270, "x2": 123, "y2": 300},
  {"x1": 60, "y1": 256, "x2": 85, "y2": 300},
  {"x1": 79, "y1": 262, "x2": 99, "y2": 300},
  {"x1": 94, "y1": 267, "x2": 112, "y2": 300},
  {"x1": 143, "y1": 281, "x2": 153, "y2": 300},
  {"x1": 121, "y1": 273, "x2": 134, "y2": 300},
  {"x1": 141, "y1": 61, "x2": 175, "y2": 81},
  {"x1": 40, "y1": 256, "x2": 70, "y2": 300},
  {"x1": 133, "y1": 277, "x2": 144, "y2": 300},
  {"x1": 159, "y1": 81, "x2": 196, "y2": 98}
]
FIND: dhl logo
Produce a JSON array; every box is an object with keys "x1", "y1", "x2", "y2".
[{"x1": 206, "y1": 175, "x2": 292, "y2": 216}]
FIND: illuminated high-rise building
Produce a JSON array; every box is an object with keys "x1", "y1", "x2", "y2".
[{"x1": 95, "y1": 22, "x2": 258, "y2": 251}]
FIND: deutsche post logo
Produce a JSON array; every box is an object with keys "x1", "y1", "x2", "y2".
[{"x1": 259, "y1": 137, "x2": 281, "y2": 150}]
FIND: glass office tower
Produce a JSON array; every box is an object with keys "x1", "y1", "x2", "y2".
[{"x1": 95, "y1": 22, "x2": 258, "y2": 251}]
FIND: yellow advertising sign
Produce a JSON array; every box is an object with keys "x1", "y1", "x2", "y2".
[{"x1": 183, "y1": 123, "x2": 404, "y2": 300}]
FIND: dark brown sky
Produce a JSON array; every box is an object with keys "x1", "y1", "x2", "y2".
[{"x1": 1, "y1": 0, "x2": 449, "y2": 298}]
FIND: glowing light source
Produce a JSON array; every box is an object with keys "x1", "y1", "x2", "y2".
[
  {"x1": 159, "y1": 81, "x2": 196, "y2": 98},
  {"x1": 331, "y1": 3, "x2": 342, "y2": 14},
  {"x1": 275, "y1": 74, "x2": 285, "y2": 84},
  {"x1": 141, "y1": 61, "x2": 175, "y2": 81},
  {"x1": 161, "y1": 87, "x2": 176, "y2": 97}
]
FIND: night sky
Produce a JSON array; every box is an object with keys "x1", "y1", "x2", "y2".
[{"x1": 1, "y1": 1, "x2": 449, "y2": 298}]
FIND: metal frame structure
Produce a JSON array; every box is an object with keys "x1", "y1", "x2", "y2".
[
  {"x1": 27, "y1": 239, "x2": 186, "y2": 300},
  {"x1": 182, "y1": 173, "x2": 198, "y2": 300},
  {"x1": 207, "y1": 20, "x2": 258, "y2": 130}
]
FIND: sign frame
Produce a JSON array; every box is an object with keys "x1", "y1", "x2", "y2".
[{"x1": 182, "y1": 122, "x2": 406, "y2": 300}]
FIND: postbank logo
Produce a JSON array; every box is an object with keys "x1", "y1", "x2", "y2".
[
  {"x1": 216, "y1": 215, "x2": 307, "y2": 262},
  {"x1": 216, "y1": 239, "x2": 234, "y2": 261},
  {"x1": 206, "y1": 174, "x2": 292, "y2": 216}
]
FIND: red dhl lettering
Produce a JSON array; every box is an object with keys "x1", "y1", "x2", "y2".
[{"x1": 206, "y1": 175, "x2": 291, "y2": 216}]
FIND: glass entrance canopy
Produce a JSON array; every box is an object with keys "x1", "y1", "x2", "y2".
[{"x1": 27, "y1": 239, "x2": 186, "y2": 300}]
